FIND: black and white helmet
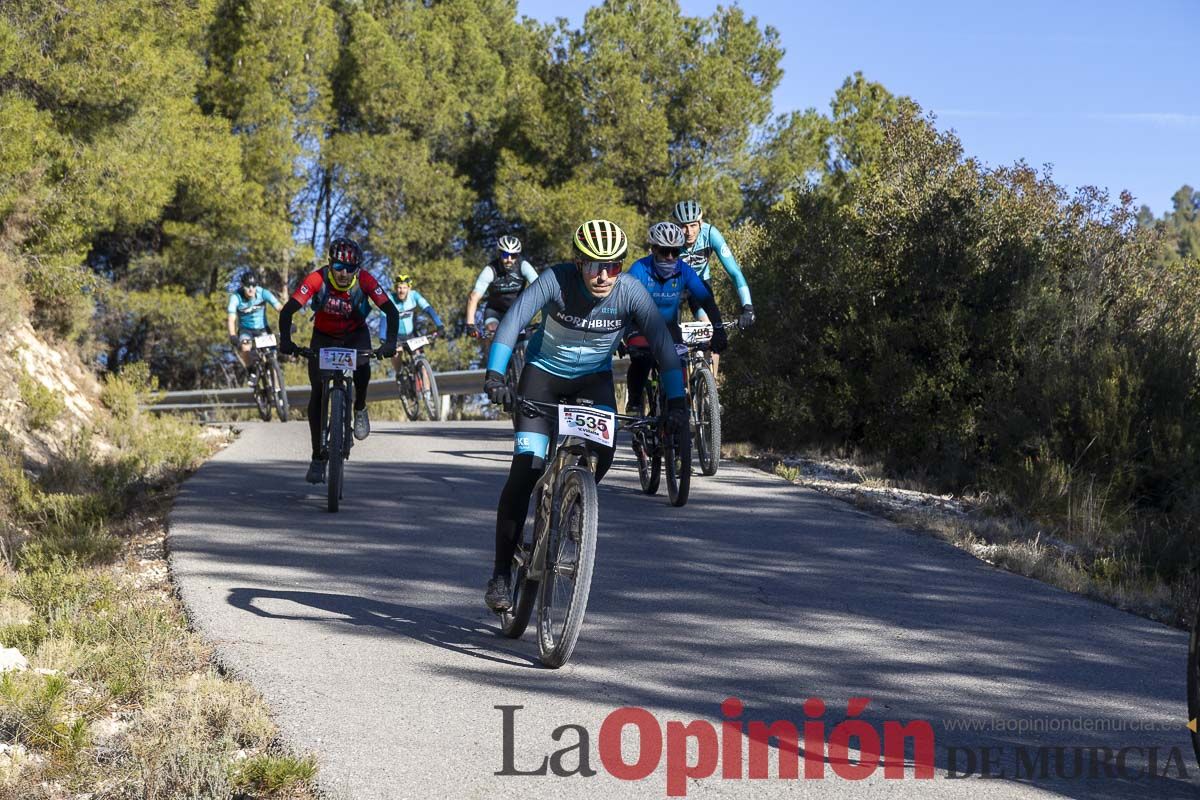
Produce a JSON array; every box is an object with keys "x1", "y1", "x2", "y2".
[
  {"x1": 671, "y1": 199, "x2": 703, "y2": 224},
  {"x1": 497, "y1": 235, "x2": 522, "y2": 255},
  {"x1": 648, "y1": 221, "x2": 685, "y2": 249}
]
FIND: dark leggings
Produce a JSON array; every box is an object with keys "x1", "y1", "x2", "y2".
[
  {"x1": 493, "y1": 366, "x2": 616, "y2": 576},
  {"x1": 307, "y1": 328, "x2": 372, "y2": 460}
]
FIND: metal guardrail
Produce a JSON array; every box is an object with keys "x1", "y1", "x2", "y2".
[{"x1": 147, "y1": 362, "x2": 629, "y2": 412}]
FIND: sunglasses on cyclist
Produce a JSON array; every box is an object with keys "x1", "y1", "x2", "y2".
[
  {"x1": 331, "y1": 261, "x2": 360, "y2": 274},
  {"x1": 580, "y1": 260, "x2": 623, "y2": 277},
  {"x1": 499, "y1": 251, "x2": 519, "y2": 259},
  {"x1": 653, "y1": 246, "x2": 681, "y2": 259}
]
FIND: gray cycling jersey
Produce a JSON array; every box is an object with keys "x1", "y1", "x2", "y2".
[{"x1": 486, "y1": 263, "x2": 685, "y2": 398}]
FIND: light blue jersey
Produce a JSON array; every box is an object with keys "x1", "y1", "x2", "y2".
[
  {"x1": 227, "y1": 287, "x2": 280, "y2": 332},
  {"x1": 680, "y1": 222, "x2": 752, "y2": 306},
  {"x1": 379, "y1": 289, "x2": 443, "y2": 340}
]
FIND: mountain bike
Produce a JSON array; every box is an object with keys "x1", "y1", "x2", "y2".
[
  {"x1": 1190, "y1": 600, "x2": 1200, "y2": 768},
  {"x1": 678, "y1": 321, "x2": 737, "y2": 476},
  {"x1": 627, "y1": 352, "x2": 692, "y2": 507},
  {"x1": 395, "y1": 331, "x2": 440, "y2": 421},
  {"x1": 296, "y1": 346, "x2": 378, "y2": 513},
  {"x1": 497, "y1": 398, "x2": 653, "y2": 667},
  {"x1": 248, "y1": 331, "x2": 289, "y2": 422}
]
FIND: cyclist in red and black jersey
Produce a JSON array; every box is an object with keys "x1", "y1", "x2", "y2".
[{"x1": 279, "y1": 237, "x2": 400, "y2": 484}]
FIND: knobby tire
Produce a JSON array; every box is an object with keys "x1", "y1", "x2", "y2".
[
  {"x1": 327, "y1": 387, "x2": 345, "y2": 512},
  {"x1": 693, "y1": 364, "x2": 720, "y2": 476},
  {"x1": 536, "y1": 467, "x2": 598, "y2": 668}
]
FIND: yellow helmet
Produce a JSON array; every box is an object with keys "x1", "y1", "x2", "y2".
[
  {"x1": 394, "y1": 273, "x2": 412, "y2": 285},
  {"x1": 573, "y1": 219, "x2": 628, "y2": 261}
]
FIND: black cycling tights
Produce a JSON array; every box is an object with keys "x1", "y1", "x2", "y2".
[
  {"x1": 493, "y1": 366, "x2": 615, "y2": 577},
  {"x1": 306, "y1": 328, "x2": 372, "y2": 460}
]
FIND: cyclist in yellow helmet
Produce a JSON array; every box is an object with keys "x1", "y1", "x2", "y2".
[{"x1": 480, "y1": 219, "x2": 688, "y2": 612}]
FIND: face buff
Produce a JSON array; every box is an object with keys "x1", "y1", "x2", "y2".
[{"x1": 652, "y1": 255, "x2": 678, "y2": 280}]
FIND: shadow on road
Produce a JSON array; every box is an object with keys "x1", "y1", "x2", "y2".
[{"x1": 227, "y1": 586, "x2": 540, "y2": 669}]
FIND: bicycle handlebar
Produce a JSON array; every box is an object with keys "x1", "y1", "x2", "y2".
[{"x1": 516, "y1": 397, "x2": 656, "y2": 430}]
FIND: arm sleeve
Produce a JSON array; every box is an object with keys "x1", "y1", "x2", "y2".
[
  {"x1": 414, "y1": 291, "x2": 443, "y2": 327},
  {"x1": 227, "y1": 294, "x2": 239, "y2": 314},
  {"x1": 472, "y1": 266, "x2": 495, "y2": 295},
  {"x1": 279, "y1": 298, "x2": 301, "y2": 345},
  {"x1": 486, "y1": 269, "x2": 560, "y2": 374},
  {"x1": 521, "y1": 261, "x2": 539, "y2": 284},
  {"x1": 708, "y1": 226, "x2": 752, "y2": 306},
  {"x1": 629, "y1": 284, "x2": 686, "y2": 400}
]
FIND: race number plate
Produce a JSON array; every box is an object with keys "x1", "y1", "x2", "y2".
[
  {"x1": 253, "y1": 333, "x2": 277, "y2": 348},
  {"x1": 680, "y1": 321, "x2": 713, "y2": 344},
  {"x1": 558, "y1": 405, "x2": 616, "y2": 448},
  {"x1": 405, "y1": 335, "x2": 429, "y2": 352},
  {"x1": 319, "y1": 348, "x2": 358, "y2": 370}
]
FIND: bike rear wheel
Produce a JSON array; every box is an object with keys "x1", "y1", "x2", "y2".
[
  {"x1": 665, "y1": 416, "x2": 692, "y2": 507},
  {"x1": 692, "y1": 364, "x2": 720, "y2": 476},
  {"x1": 327, "y1": 388, "x2": 346, "y2": 512},
  {"x1": 536, "y1": 467, "x2": 598, "y2": 668},
  {"x1": 416, "y1": 357, "x2": 440, "y2": 420},
  {"x1": 269, "y1": 353, "x2": 289, "y2": 422}
]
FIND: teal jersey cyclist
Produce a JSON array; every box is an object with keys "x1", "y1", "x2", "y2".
[
  {"x1": 227, "y1": 270, "x2": 283, "y2": 378},
  {"x1": 672, "y1": 199, "x2": 755, "y2": 330},
  {"x1": 379, "y1": 273, "x2": 445, "y2": 342},
  {"x1": 481, "y1": 219, "x2": 688, "y2": 613}
]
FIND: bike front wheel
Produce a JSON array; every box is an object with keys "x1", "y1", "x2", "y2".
[
  {"x1": 665, "y1": 420, "x2": 692, "y2": 507},
  {"x1": 536, "y1": 467, "x2": 598, "y2": 668},
  {"x1": 269, "y1": 353, "x2": 289, "y2": 422},
  {"x1": 327, "y1": 388, "x2": 346, "y2": 512},
  {"x1": 692, "y1": 364, "x2": 720, "y2": 476},
  {"x1": 254, "y1": 360, "x2": 272, "y2": 421},
  {"x1": 396, "y1": 364, "x2": 420, "y2": 421},
  {"x1": 416, "y1": 357, "x2": 440, "y2": 421}
]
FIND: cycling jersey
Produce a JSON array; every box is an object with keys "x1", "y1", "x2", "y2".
[
  {"x1": 227, "y1": 287, "x2": 280, "y2": 332},
  {"x1": 680, "y1": 222, "x2": 752, "y2": 306},
  {"x1": 625, "y1": 256, "x2": 713, "y2": 327},
  {"x1": 473, "y1": 260, "x2": 539, "y2": 317},
  {"x1": 487, "y1": 263, "x2": 685, "y2": 399},
  {"x1": 380, "y1": 289, "x2": 443, "y2": 340},
  {"x1": 292, "y1": 267, "x2": 390, "y2": 337}
]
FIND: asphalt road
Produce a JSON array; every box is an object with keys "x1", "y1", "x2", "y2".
[{"x1": 169, "y1": 421, "x2": 1196, "y2": 799}]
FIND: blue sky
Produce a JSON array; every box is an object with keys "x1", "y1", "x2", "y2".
[{"x1": 517, "y1": 0, "x2": 1198, "y2": 215}]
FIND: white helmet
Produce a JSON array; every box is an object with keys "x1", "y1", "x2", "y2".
[
  {"x1": 648, "y1": 221, "x2": 685, "y2": 249},
  {"x1": 671, "y1": 199, "x2": 703, "y2": 224},
  {"x1": 497, "y1": 235, "x2": 522, "y2": 255}
]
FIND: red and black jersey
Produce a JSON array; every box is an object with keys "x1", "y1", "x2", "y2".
[{"x1": 292, "y1": 267, "x2": 390, "y2": 337}]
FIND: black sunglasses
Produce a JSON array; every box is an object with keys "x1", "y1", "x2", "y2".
[
  {"x1": 331, "y1": 261, "x2": 360, "y2": 273},
  {"x1": 653, "y1": 246, "x2": 681, "y2": 259}
]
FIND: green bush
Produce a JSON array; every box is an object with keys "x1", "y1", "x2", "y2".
[
  {"x1": 17, "y1": 373, "x2": 65, "y2": 432},
  {"x1": 724, "y1": 99, "x2": 1200, "y2": 587}
]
